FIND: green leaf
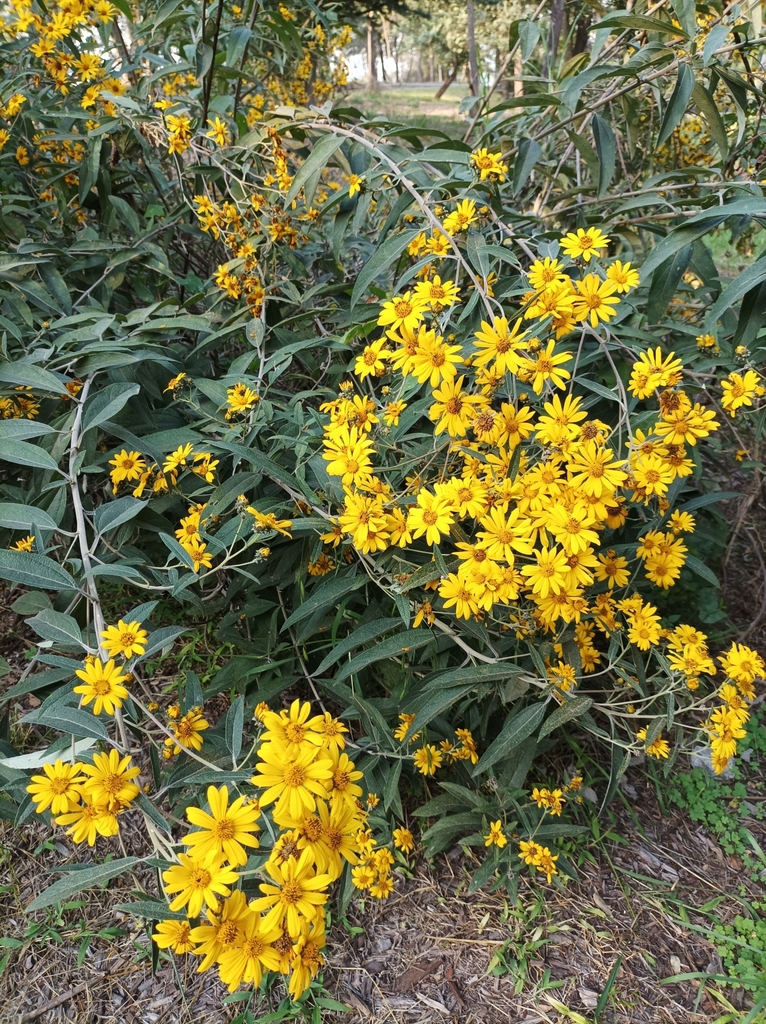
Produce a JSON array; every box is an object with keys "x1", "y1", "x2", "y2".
[
  {"x1": 83, "y1": 383, "x2": 141, "y2": 434},
  {"x1": 657, "y1": 63, "x2": 696, "y2": 149},
  {"x1": 314, "y1": 618, "x2": 401, "y2": 675},
  {"x1": 210, "y1": 440, "x2": 318, "y2": 503},
  {"x1": 0, "y1": 421, "x2": 56, "y2": 440},
  {"x1": 225, "y1": 695, "x2": 244, "y2": 766},
  {"x1": 422, "y1": 662, "x2": 525, "y2": 691},
  {"x1": 512, "y1": 138, "x2": 542, "y2": 194},
  {"x1": 691, "y1": 82, "x2": 728, "y2": 162},
  {"x1": 408, "y1": 683, "x2": 477, "y2": 736},
  {"x1": 538, "y1": 696, "x2": 593, "y2": 739},
  {"x1": 108, "y1": 196, "x2": 141, "y2": 236},
  {"x1": 0, "y1": 550, "x2": 77, "y2": 591},
  {"x1": 350, "y1": 230, "x2": 419, "y2": 309},
  {"x1": 26, "y1": 610, "x2": 83, "y2": 647},
  {"x1": 592, "y1": 115, "x2": 616, "y2": 197},
  {"x1": 675, "y1": 491, "x2": 739, "y2": 514},
  {"x1": 141, "y1": 626, "x2": 186, "y2": 658},
  {"x1": 472, "y1": 702, "x2": 548, "y2": 777},
  {"x1": 670, "y1": 0, "x2": 696, "y2": 37},
  {"x1": 685, "y1": 554, "x2": 720, "y2": 588},
  {"x1": 517, "y1": 19, "x2": 540, "y2": 62},
  {"x1": 94, "y1": 497, "x2": 145, "y2": 535},
  {"x1": 706, "y1": 254, "x2": 766, "y2": 330},
  {"x1": 281, "y1": 575, "x2": 366, "y2": 630},
  {"x1": 285, "y1": 133, "x2": 345, "y2": 206},
  {"x1": 594, "y1": 11, "x2": 688, "y2": 37},
  {"x1": 0, "y1": 363, "x2": 70, "y2": 394},
  {"x1": 114, "y1": 900, "x2": 186, "y2": 921},
  {"x1": 334, "y1": 629, "x2": 434, "y2": 684},
  {"x1": 467, "y1": 855, "x2": 499, "y2": 894},
  {"x1": 0, "y1": 439, "x2": 61, "y2": 474},
  {"x1": 21, "y1": 706, "x2": 109, "y2": 741},
  {"x1": 0, "y1": 503, "x2": 58, "y2": 532},
  {"x1": 647, "y1": 244, "x2": 692, "y2": 323},
  {"x1": 27, "y1": 857, "x2": 141, "y2": 912}
]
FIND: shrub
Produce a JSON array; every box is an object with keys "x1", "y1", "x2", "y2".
[{"x1": 0, "y1": 0, "x2": 765, "y2": 1003}]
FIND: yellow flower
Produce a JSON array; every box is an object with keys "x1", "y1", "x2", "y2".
[
  {"x1": 26, "y1": 759, "x2": 85, "y2": 815},
  {"x1": 383, "y1": 400, "x2": 407, "y2": 425},
  {"x1": 189, "y1": 889, "x2": 252, "y2": 971},
  {"x1": 54, "y1": 793, "x2": 118, "y2": 846},
  {"x1": 523, "y1": 340, "x2": 572, "y2": 394},
  {"x1": 393, "y1": 826, "x2": 414, "y2": 853},
  {"x1": 260, "y1": 699, "x2": 325, "y2": 758},
  {"x1": 354, "y1": 337, "x2": 390, "y2": 379},
  {"x1": 73, "y1": 658, "x2": 130, "y2": 716},
  {"x1": 246, "y1": 507, "x2": 293, "y2": 536},
  {"x1": 429, "y1": 375, "x2": 485, "y2": 437},
  {"x1": 163, "y1": 442, "x2": 195, "y2": 475},
  {"x1": 162, "y1": 853, "x2": 240, "y2": 919},
  {"x1": 606, "y1": 260, "x2": 640, "y2": 293},
  {"x1": 484, "y1": 820, "x2": 507, "y2": 847},
  {"x1": 109, "y1": 449, "x2": 146, "y2": 486},
  {"x1": 636, "y1": 727, "x2": 670, "y2": 759},
  {"x1": 226, "y1": 382, "x2": 259, "y2": 417},
  {"x1": 377, "y1": 291, "x2": 428, "y2": 333},
  {"x1": 251, "y1": 847, "x2": 331, "y2": 937},
  {"x1": 443, "y1": 199, "x2": 478, "y2": 235},
  {"x1": 288, "y1": 919, "x2": 326, "y2": 998},
  {"x1": 472, "y1": 316, "x2": 526, "y2": 374},
  {"x1": 346, "y1": 173, "x2": 365, "y2": 198},
  {"x1": 721, "y1": 369, "x2": 761, "y2": 417},
  {"x1": 153, "y1": 919, "x2": 196, "y2": 953},
  {"x1": 251, "y1": 742, "x2": 334, "y2": 820},
  {"x1": 184, "y1": 784, "x2": 261, "y2": 867},
  {"x1": 470, "y1": 148, "x2": 508, "y2": 181},
  {"x1": 205, "y1": 116, "x2": 229, "y2": 146},
  {"x1": 10, "y1": 535, "x2": 34, "y2": 552},
  {"x1": 572, "y1": 274, "x2": 620, "y2": 327},
  {"x1": 559, "y1": 226, "x2": 610, "y2": 262},
  {"x1": 413, "y1": 274, "x2": 460, "y2": 309},
  {"x1": 79, "y1": 749, "x2": 141, "y2": 812},
  {"x1": 100, "y1": 619, "x2": 148, "y2": 660},
  {"x1": 167, "y1": 708, "x2": 210, "y2": 754},
  {"x1": 409, "y1": 329, "x2": 463, "y2": 386},
  {"x1": 406, "y1": 488, "x2": 454, "y2": 546},
  {"x1": 413, "y1": 744, "x2": 443, "y2": 776}
]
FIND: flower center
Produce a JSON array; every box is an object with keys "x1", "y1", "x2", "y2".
[
  {"x1": 302, "y1": 816, "x2": 323, "y2": 841},
  {"x1": 218, "y1": 921, "x2": 240, "y2": 945},
  {"x1": 191, "y1": 868, "x2": 212, "y2": 889},
  {"x1": 120, "y1": 631, "x2": 136, "y2": 646},
  {"x1": 243, "y1": 936, "x2": 265, "y2": 958},
  {"x1": 92, "y1": 676, "x2": 113, "y2": 695},
  {"x1": 50, "y1": 777, "x2": 69, "y2": 794},
  {"x1": 580, "y1": 235, "x2": 593, "y2": 249},
  {"x1": 285, "y1": 722, "x2": 305, "y2": 743},
  {"x1": 333, "y1": 770, "x2": 350, "y2": 791},
  {"x1": 284, "y1": 764, "x2": 306, "y2": 787},
  {"x1": 279, "y1": 880, "x2": 303, "y2": 905},
  {"x1": 212, "y1": 818, "x2": 236, "y2": 840},
  {"x1": 323, "y1": 826, "x2": 344, "y2": 850},
  {"x1": 445, "y1": 397, "x2": 463, "y2": 414},
  {"x1": 394, "y1": 300, "x2": 412, "y2": 318},
  {"x1": 422, "y1": 510, "x2": 438, "y2": 526}
]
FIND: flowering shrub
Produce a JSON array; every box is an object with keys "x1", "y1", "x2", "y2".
[{"x1": 1, "y1": 0, "x2": 766, "y2": 1003}]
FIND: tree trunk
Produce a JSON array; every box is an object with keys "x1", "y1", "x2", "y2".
[
  {"x1": 379, "y1": 37, "x2": 388, "y2": 82},
  {"x1": 435, "y1": 67, "x2": 457, "y2": 100},
  {"x1": 366, "y1": 15, "x2": 377, "y2": 90},
  {"x1": 467, "y1": 0, "x2": 479, "y2": 96},
  {"x1": 542, "y1": 0, "x2": 566, "y2": 79},
  {"x1": 429, "y1": 48, "x2": 434, "y2": 82},
  {"x1": 514, "y1": 50, "x2": 524, "y2": 97}
]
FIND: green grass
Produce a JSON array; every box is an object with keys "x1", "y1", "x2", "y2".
[{"x1": 339, "y1": 82, "x2": 470, "y2": 137}]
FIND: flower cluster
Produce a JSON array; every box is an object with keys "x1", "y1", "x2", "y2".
[
  {"x1": 26, "y1": 751, "x2": 140, "y2": 845},
  {"x1": 707, "y1": 643, "x2": 765, "y2": 774},
  {"x1": 154, "y1": 701, "x2": 388, "y2": 1000}
]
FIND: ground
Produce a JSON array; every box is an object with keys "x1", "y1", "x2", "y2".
[{"x1": 0, "y1": 766, "x2": 762, "y2": 1024}]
